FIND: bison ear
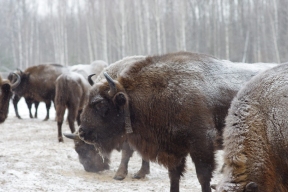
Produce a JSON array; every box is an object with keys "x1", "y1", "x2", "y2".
[
  {"x1": 1, "y1": 83, "x2": 11, "y2": 93},
  {"x1": 114, "y1": 92, "x2": 127, "y2": 106},
  {"x1": 245, "y1": 182, "x2": 258, "y2": 192}
]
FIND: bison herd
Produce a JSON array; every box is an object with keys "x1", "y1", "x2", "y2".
[{"x1": 0, "y1": 51, "x2": 288, "y2": 192}]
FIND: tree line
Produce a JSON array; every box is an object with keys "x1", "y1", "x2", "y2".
[{"x1": 0, "y1": 0, "x2": 287, "y2": 72}]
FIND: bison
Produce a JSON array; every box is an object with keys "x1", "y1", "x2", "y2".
[
  {"x1": 55, "y1": 61, "x2": 108, "y2": 142},
  {"x1": 55, "y1": 71, "x2": 90, "y2": 142},
  {"x1": 0, "y1": 73, "x2": 20, "y2": 123},
  {"x1": 11, "y1": 64, "x2": 68, "y2": 121},
  {"x1": 214, "y1": 64, "x2": 288, "y2": 192},
  {"x1": 76, "y1": 51, "x2": 277, "y2": 192},
  {"x1": 8, "y1": 72, "x2": 46, "y2": 119}
]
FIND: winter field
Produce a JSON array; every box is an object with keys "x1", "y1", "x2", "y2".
[{"x1": 0, "y1": 98, "x2": 224, "y2": 192}]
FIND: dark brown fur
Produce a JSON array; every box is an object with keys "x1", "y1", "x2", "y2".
[
  {"x1": 12, "y1": 64, "x2": 68, "y2": 120},
  {"x1": 79, "y1": 52, "x2": 277, "y2": 192},
  {"x1": 0, "y1": 74, "x2": 20, "y2": 123}
]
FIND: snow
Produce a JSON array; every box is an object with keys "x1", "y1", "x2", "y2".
[{"x1": 0, "y1": 98, "x2": 224, "y2": 192}]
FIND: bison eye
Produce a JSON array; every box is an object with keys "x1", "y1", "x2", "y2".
[{"x1": 90, "y1": 98, "x2": 109, "y2": 116}]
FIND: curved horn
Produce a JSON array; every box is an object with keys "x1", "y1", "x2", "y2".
[
  {"x1": 88, "y1": 74, "x2": 95, "y2": 86},
  {"x1": 103, "y1": 72, "x2": 117, "y2": 95},
  {"x1": 10, "y1": 73, "x2": 21, "y2": 89},
  {"x1": 63, "y1": 133, "x2": 80, "y2": 140}
]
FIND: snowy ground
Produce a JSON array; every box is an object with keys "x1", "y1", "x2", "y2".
[{"x1": 0, "y1": 98, "x2": 224, "y2": 192}]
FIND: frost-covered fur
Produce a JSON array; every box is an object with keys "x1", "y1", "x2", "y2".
[
  {"x1": 79, "y1": 52, "x2": 278, "y2": 192},
  {"x1": 216, "y1": 64, "x2": 288, "y2": 192}
]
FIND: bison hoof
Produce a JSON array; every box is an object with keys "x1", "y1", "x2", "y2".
[
  {"x1": 113, "y1": 175, "x2": 126, "y2": 180},
  {"x1": 58, "y1": 137, "x2": 64, "y2": 142},
  {"x1": 132, "y1": 173, "x2": 146, "y2": 179}
]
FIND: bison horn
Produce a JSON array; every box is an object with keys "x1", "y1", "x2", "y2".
[
  {"x1": 63, "y1": 133, "x2": 80, "y2": 140},
  {"x1": 16, "y1": 68, "x2": 23, "y2": 74},
  {"x1": 10, "y1": 72, "x2": 21, "y2": 89},
  {"x1": 88, "y1": 74, "x2": 95, "y2": 86},
  {"x1": 103, "y1": 72, "x2": 117, "y2": 95}
]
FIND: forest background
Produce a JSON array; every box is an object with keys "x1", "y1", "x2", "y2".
[{"x1": 0, "y1": 0, "x2": 287, "y2": 72}]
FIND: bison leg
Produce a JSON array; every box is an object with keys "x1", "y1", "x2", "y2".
[
  {"x1": 67, "y1": 104, "x2": 77, "y2": 134},
  {"x1": 25, "y1": 97, "x2": 34, "y2": 118},
  {"x1": 34, "y1": 101, "x2": 39, "y2": 118},
  {"x1": 43, "y1": 101, "x2": 51, "y2": 121},
  {"x1": 168, "y1": 157, "x2": 186, "y2": 192},
  {"x1": 12, "y1": 94, "x2": 21, "y2": 119},
  {"x1": 56, "y1": 104, "x2": 65, "y2": 142},
  {"x1": 76, "y1": 109, "x2": 82, "y2": 126},
  {"x1": 132, "y1": 159, "x2": 150, "y2": 179},
  {"x1": 113, "y1": 142, "x2": 134, "y2": 180},
  {"x1": 190, "y1": 142, "x2": 215, "y2": 192}
]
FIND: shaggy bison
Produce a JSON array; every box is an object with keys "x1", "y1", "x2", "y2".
[
  {"x1": 0, "y1": 73, "x2": 20, "y2": 123},
  {"x1": 215, "y1": 64, "x2": 288, "y2": 192},
  {"x1": 77, "y1": 51, "x2": 277, "y2": 192},
  {"x1": 11, "y1": 64, "x2": 68, "y2": 121}
]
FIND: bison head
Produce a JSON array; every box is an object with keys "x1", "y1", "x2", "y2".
[
  {"x1": 64, "y1": 133, "x2": 110, "y2": 172},
  {"x1": 78, "y1": 72, "x2": 131, "y2": 156},
  {"x1": 0, "y1": 73, "x2": 20, "y2": 123}
]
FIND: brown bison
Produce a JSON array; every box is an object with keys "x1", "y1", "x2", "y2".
[
  {"x1": 55, "y1": 71, "x2": 90, "y2": 142},
  {"x1": 8, "y1": 72, "x2": 45, "y2": 119},
  {"x1": 0, "y1": 73, "x2": 20, "y2": 123},
  {"x1": 214, "y1": 64, "x2": 288, "y2": 192},
  {"x1": 76, "y1": 51, "x2": 277, "y2": 192},
  {"x1": 11, "y1": 64, "x2": 68, "y2": 121}
]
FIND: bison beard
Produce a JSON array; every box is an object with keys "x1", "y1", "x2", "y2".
[{"x1": 78, "y1": 52, "x2": 278, "y2": 192}]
